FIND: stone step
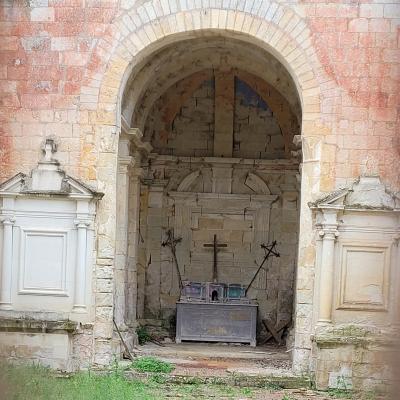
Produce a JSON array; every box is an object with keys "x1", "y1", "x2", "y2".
[
  {"x1": 134, "y1": 342, "x2": 290, "y2": 362},
  {"x1": 124, "y1": 369, "x2": 310, "y2": 389}
]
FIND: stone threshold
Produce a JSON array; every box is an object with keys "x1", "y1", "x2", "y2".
[{"x1": 123, "y1": 369, "x2": 310, "y2": 389}]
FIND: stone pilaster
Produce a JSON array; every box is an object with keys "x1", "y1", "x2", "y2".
[
  {"x1": 114, "y1": 154, "x2": 133, "y2": 329},
  {"x1": 0, "y1": 216, "x2": 15, "y2": 310},
  {"x1": 317, "y1": 209, "x2": 339, "y2": 325},
  {"x1": 72, "y1": 219, "x2": 90, "y2": 313},
  {"x1": 126, "y1": 165, "x2": 143, "y2": 325}
]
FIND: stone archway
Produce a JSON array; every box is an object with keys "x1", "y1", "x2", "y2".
[{"x1": 81, "y1": 2, "x2": 329, "y2": 371}]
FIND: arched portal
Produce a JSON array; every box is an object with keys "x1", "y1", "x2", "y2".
[
  {"x1": 86, "y1": 2, "x2": 326, "y2": 372},
  {"x1": 114, "y1": 33, "x2": 304, "y2": 364}
]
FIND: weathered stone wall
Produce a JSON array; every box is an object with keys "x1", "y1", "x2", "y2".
[
  {"x1": 233, "y1": 78, "x2": 284, "y2": 159},
  {"x1": 1, "y1": 1, "x2": 398, "y2": 189},
  {"x1": 0, "y1": 331, "x2": 73, "y2": 370},
  {"x1": 144, "y1": 74, "x2": 215, "y2": 157},
  {"x1": 313, "y1": 325, "x2": 400, "y2": 395}
]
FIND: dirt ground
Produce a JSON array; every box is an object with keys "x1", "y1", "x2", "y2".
[{"x1": 159, "y1": 383, "x2": 344, "y2": 400}]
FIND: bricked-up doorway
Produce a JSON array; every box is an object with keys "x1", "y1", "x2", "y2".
[{"x1": 116, "y1": 36, "x2": 302, "y2": 351}]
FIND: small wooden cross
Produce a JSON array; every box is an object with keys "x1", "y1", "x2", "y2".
[
  {"x1": 162, "y1": 229, "x2": 183, "y2": 288},
  {"x1": 203, "y1": 234, "x2": 227, "y2": 282}
]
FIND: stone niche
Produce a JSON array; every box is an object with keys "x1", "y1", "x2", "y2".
[
  {"x1": 137, "y1": 154, "x2": 299, "y2": 338},
  {"x1": 0, "y1": 139, "x2": 103, "y2": 370},
  {"x1": 310, "y1": 176, "x2": 400, "y2": 392}
]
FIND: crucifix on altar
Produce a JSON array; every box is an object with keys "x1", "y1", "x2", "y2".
[{"x1": 203, "y1": 234, "x2": 227, "y2": 282}]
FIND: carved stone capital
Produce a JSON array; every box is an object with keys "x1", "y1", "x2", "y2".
[
  {"x1": 324, "y1": 229, "x2": 339, "y2": 240},
  {"x1": 118, "y1": 156, "x2": 135, "y2": 174},
  {"x1": 74, "y1": 219, "x2": 91, "y2": 228},
  {"x1": 318, "y1": 227, "x2": 339, "y2": 240},
  {"x1": 1, "y1": 216, "x2": 15, "y2": 225},
  {"x1": 130, "y1": 167, "x2": 145, "y2": 182}
]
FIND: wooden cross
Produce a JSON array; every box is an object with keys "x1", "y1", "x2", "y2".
[
  {"x1": 203, "y1": 234, "x2": 227, "y2": 282},
  {"x1": 162, "y1": 229, "x2": 183, "y2": 289}
]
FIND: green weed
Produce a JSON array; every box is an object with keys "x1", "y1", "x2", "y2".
[
  {"x1": 241, "y1": 387, "x2": 253, "y2": 396},
  {"x1": 131, "y1": 356, "x2": 174, "y2": 373},
  {"x1": 281, "y1": 395, "x2": 296, "y2": 400},
  {"x1": 264, "y1": 381, "x2": 283, "y2": 391}
]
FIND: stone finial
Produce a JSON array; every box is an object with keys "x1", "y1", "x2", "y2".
[{"x1": 41, "y1": 138, "x2": 58, "y2": 163}]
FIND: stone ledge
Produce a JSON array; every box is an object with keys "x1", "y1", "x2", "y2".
[
  {"x1": 313, "y1": 324, "x2": 399, "y2": 347},
  {"x1": 0, "y1": 318, "x2": 79, "y2": 334}
]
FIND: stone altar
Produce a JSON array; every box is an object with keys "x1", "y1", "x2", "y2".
[{"x1": 176, "y1": 301, "x2": 257, "y2": 346}]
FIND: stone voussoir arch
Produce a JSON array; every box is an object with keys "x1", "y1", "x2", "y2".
[{"x1": 82, "y1": 0, "x2": 323, "y2": 124}]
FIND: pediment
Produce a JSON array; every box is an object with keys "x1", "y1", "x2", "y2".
[
  {"x1": 0, "y1": 170, "x2": 103, "y2": 200},
  {"x1": 0, "y1": 139, "x2": 103, "y2": 200},
  {"x1": 309, "y1": 176, "x2": 400, "y2": 211}
]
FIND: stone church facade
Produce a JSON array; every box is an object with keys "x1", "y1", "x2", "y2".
[{"x1": 0, "y1": 0, "x2": 399, "y2": 393}]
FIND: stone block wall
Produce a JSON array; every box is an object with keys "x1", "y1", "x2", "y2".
[
  {"x1": 0, "y1": 332, "x2": 73, "y2": 370},
  {"x1": 143, "y1": 71, "x2": 297, "y2": 159},
  {"x1": 144, "y1": 75, "x2": 215, "y2": 157},
  {"x1": 233, "y1": 78, "x2": 284, "y2": 159}
]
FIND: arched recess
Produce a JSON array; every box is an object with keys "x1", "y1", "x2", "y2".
[{"x1": 82, "y1": 2, "x2": 326, "y2": 371}]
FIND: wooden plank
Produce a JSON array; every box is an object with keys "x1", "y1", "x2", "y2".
[{"x1": 261, "y1": 319, "x2": 290, "y2": 345}]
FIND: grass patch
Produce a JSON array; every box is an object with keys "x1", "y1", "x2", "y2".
[
  {"x1": 1, "y1": 362, "x2": 360, "y2": 400},
  {"x1": 326, "y1": 388, "x2": 353, "y2": 399},
  {"x1": 0, "y1": 362, "x2": 159, "y2": 400},
  {"x1": 131, "y1": 356, "x2": 174, "y2": 373}
]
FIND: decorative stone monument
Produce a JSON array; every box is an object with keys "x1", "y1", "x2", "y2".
[
  {"x1": 309, "y1": 175, "x2": 400, "y2": 390},
  {"x1": 0, "y1": 138, "x2": 103, "y2": 369}
]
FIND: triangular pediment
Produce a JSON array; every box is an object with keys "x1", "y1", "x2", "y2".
[
  {"x1": 0, "y1": 170, "x2": 103, "y2": 200},
  {"x1": 309, "y1": 176, "x2": 400, "y2": 211},
  {"x1": 0, "y1": 139, "x2": 103, "y2": 200}
]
